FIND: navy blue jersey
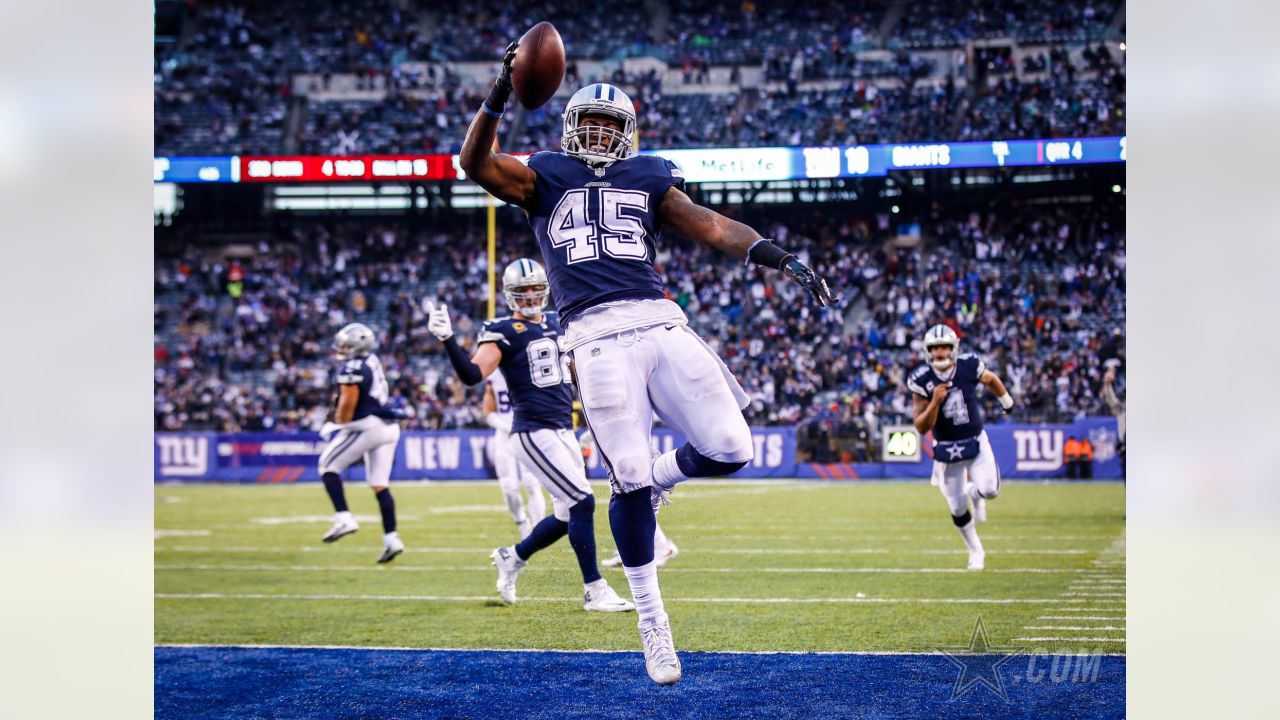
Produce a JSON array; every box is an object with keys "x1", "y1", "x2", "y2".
[
  {"x1": 525, "y1": 152, "x2": 684, "y2": 325},
  {"x1": 477, "y1": 313, "x2": 574, "y2": 433},
  {"x1": 907, "y1": 354, "x2": 987, "y2": 442},
  {"x1": 334, "y1": 354, "x2": 392, "y2": 421}
]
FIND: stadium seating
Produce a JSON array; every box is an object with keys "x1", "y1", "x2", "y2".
[
  {"x1": 154, "y1": 199, "x2": 1125, "y2": 436},
  {"x1": 153, "y1": 0, "x2": 1125, "y2": 156}
]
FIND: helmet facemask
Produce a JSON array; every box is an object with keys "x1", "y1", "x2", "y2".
[
  {"x1": 504, "y1": 281, "x2": 549, "y2": 319},
  {"x1": 926, "y1": 342, "x2": 957, "y2": 372},
  {"x1": 562, "y1": 99, "x2": 636, "y2": 166}
]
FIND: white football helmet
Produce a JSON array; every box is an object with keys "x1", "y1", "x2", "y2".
[
  {"x1": 561, "y1": 83, "x2": 636, "y2": 166},
  {"x1": 503, "y1": 258, "x2": 549, "y2": 318},
  {"x1": 334, "y1": 322, "x2": 377, "y2": 360},
  {"x1": 923, "y1": 324, "x2": 960, "y2": 372}
]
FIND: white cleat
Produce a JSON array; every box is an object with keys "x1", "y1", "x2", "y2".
[
  {"x1": 603, "y1": 542, "x2": 679, "y2": 570},
  {"x1": 583, "y1": 582, "x2": 636, "y2": 612},
  {"x1": 972, "y1": 495, "x2": 987, "y2": 523},
  {"x1": 967, "y1": 550, "x2": 986, "y2": 571},
  {"x1": 491, "y1": 546, "x2": 526, "y2": 604},
  {"x1": 377, "y1": 534, "x2": 404, "y2": 564},
  {"x1": 322, "y1": 517, "x2": 359, "y2": 543},
  {"x1": 655, "y1": 542, "x2": 679, "y2": 569},
  {"x1": 639, "y1": 617, "x2": 682, "y2": 685}
]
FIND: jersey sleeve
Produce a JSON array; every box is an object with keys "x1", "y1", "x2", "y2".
[
  {"x1": 660, "y1": 157, "x2": 686, "y2": 193},
  {"x1": 335, "y1": 360, "x2": 366, "y2": 385},
  {"x1": 906, "y1": 368, "x2": 930, "y2": 398},
  {"x1": 477, "y1": 320, "x2": 513, "y2": 361},
  {"x1": 966, "y1": 354, "x2": 987, "y2": 382}
]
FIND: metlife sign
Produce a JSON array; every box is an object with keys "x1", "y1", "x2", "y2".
[{"x1": 655, "y1": 147, "x2": 794, "y2": 183}]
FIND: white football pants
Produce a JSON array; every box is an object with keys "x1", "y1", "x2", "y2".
[
  {"x1": 318, "y1": 416, "x2": 401, "y2": 489},
  {"x1": 572, "y1": 324, "x2": 753, "y2": 493},
  {"x1": 510, "y1": 428, "x2": 592, "y2": 522},
  {"x1": 491, "y1": 429, "x2": 546, "y2": 521},
  {"x1": 932, "y1": 430, "x2": 1001, "y2": 515}
]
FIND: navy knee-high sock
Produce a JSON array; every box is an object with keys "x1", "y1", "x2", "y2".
[
  {"x1": 608, "y1": 486, "x2": 656, "y2": 567},
  {"x1": 375, "y1": 488, "x2": 396, "y2": 533},
  {"x1": 567, "y1": 495, "x2": 602, "y2": 584},
  {"x1": 515, "y1": 514, "x2": 568, "y2": 561},
  {"x1": 323, "y1": 472, "x2": 348, "y2": 513}
]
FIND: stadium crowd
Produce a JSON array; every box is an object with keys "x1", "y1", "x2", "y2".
[
  {"x1": 155, "y1": 0, "x2": 1125, "y2": 156},
  {"x1": 154, "y1": 199, "x2": 1125, "y2": 448}
]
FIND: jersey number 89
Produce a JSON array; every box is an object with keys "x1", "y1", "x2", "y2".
[
  {"x1": 549, "y1": 188, "x2": 649, "y2": 264},
  {"x1": 527, "y1": 338, "x2": 573, "y2": 388}
]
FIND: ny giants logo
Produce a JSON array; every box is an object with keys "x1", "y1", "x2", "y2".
[
  {"x1": 1012, "y1": 429, "x2": 1063, "y2": 472},
  {"x1": 156, "y1": 435, "x2": 210, "y2": 477}
]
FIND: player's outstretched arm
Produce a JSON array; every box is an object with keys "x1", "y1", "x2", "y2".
[
  {"x1": 979, "y1": 370, "x2": 1015, "y2": 413},
  {"x1": 426, "y1": 302, "x2": 502, "y2": 386},
  {"x1": 458, "y1": 41, "x2": 536, "y2": 207},
  {"x1": 658, "y1": 187, "x2": 836, "y2": 306}
]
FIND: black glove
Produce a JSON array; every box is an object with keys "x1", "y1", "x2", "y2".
[
  {"x1": 485, "y1": 41, "x2": 519, "y2": 114},
  {"x1": 783, "y1": 257, "x2": 836, "y2": 307}
]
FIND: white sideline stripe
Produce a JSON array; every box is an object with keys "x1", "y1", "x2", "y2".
[
  {"x1": 1040, "y1": 608, "x2": 1125, "y2": 613},
  {"x1": 1024, "y1": 626, "x2": 1125, "y2": 631},
  {"x1": 1037, "y1": 616, "x2": 1126, "y2": 621},
  {"x1": 155, "y1": 530, "x2": 211, "y2": 538},
  {"x1": 155, "y1": 643, "x2": 1128, "y2": 657},
  {"x1": 1061, "y1": 592, "x2": 1125, "y2": 597},
  {"x1": 156, "y1": 545, "x2": 1097, "y2": 556},
  {"x1": 155, "y1": 592, "x2": 1101, "y2": 605},
  {"x1": 153, "y1": 563, "x2": 1096, "y2": 575},
  {"x1": 1014, "y1": 637, "x2": 1126, "y2": 643}
]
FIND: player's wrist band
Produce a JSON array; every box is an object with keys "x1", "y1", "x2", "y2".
[
  {"x1": 485, "y1": 81, "x2": 511, "y2": 115},
  {"x1": 745, "y1": 238, "x2": 795, "y2": 270},
  {"x1": 480, "y1": 103, "x2": 503, "y2": 119},
  {"x1": 997, "y1": 393, "x2": 1014, "y2": 410}
]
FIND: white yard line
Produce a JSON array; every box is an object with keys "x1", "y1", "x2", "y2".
[
  {"x1": 155, "y1": 592, "x2": 1103, "y2": 605},
  {"x1": 155, "y1": 642, "x2": 1127, "y2": 657},
  {"x1": 154, "y1": 563, "x2": 1099, "y2": 575},
  {"x1": 1023, "y1": 626, "x2": 1125, "y2": 631},
  {"x1": 1014, "y1": 637, "x2": 1126, "y2": 643},
  {"x1": 1036, "y1": 616, "x2": 1126, "y2": 621},
  {"x1": 155, "y1": 545, "x2": 1099, "y2": 556}
]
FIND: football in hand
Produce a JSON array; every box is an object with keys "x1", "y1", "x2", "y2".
[{"x1": 510, "y1": 21, "x2": 566, "y2": 110}]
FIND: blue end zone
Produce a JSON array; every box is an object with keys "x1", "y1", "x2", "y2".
[{"x1": 156, "y1": 646, "x2": 1124, "y2": 719}]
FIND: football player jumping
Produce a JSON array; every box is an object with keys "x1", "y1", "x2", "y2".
[
  {"x1": 458, "y1": 44, "x2": 835, "y2": 684},
  {"x1": 908, "y1": 324, "x2": 1016, "y2": 571},
  {"x1": 481, "y1": 368, "x2": 546, "y2": 538},
  {"x1": 318, "y1": 323, "x2": 410, "y2": 564},
  {"x1": 428, "y1": 259, "x2": 634, "y2": 613}
]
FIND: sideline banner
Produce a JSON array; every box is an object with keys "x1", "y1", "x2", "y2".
[{"x1": 154, "y1": 419, "x2": 1119, "y2": 483}]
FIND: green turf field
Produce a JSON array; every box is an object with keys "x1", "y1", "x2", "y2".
[{"x1": 155, "y1": 481, "x2": 1125, "y2": 654}]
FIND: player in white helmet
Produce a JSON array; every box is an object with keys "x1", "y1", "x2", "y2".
[
  {"x1": 428, "y1": 258, "x2": 634, "y2": 613},
  {"x1": 458, "y1": 42, "x2": 835, "y2": 684},
  {"x1": 482, "y1": 368, "x2": 546, "y2": 538},
  {"x1": 907, "y1": 324, "x2": 1016, "y2": 570},
  {"x1": 318, "y1": 323, "x2": 412, "y2": 564}
]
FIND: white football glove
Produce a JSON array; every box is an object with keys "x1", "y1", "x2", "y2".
[
  {"x1": 426, "y1": 301, "x2": 453, "y2": 340},
  {"x1": 319, "y1": 421, "x2": 343, "y2": 440}
]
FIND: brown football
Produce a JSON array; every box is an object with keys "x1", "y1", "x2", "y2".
[{"x1": 510, "y1": 21, "x2": 565, "y2": 110}]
